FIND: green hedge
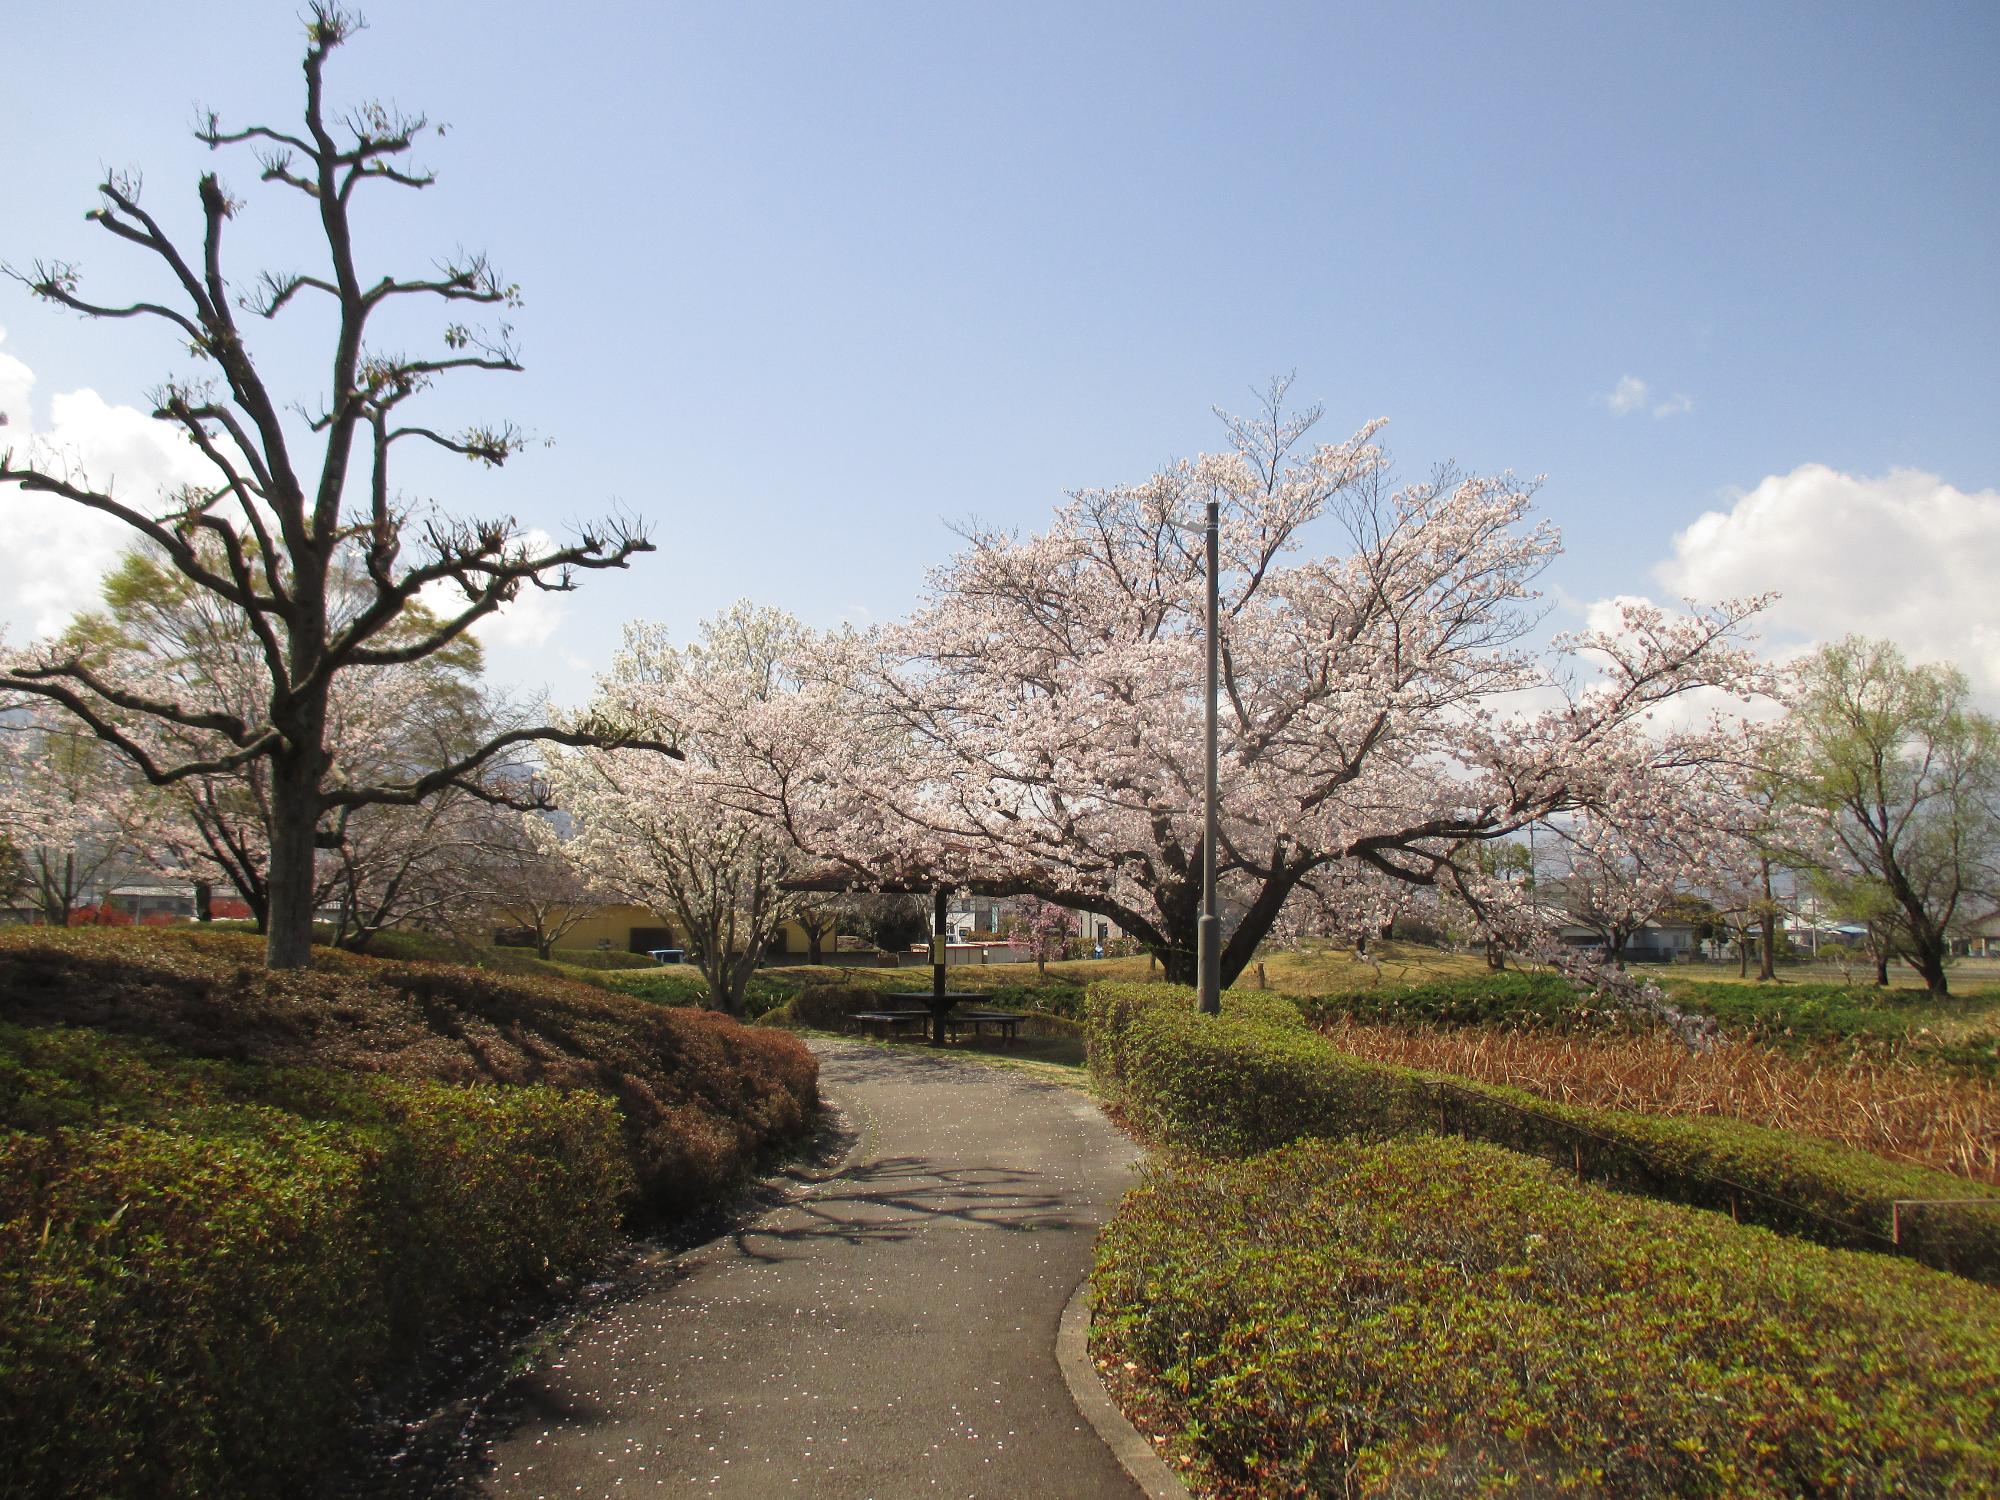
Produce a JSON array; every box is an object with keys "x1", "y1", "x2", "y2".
[
  {"x1": 1662, "y1": 978, "x2": 2000, "y2": 1072},
  {"x1": 755, "y1": 983, "x2": 899, "y2": 1031},
  {"x1": 1289, "y1": 970, "x2": 2000, "y2": 1076},
  {"x1": 0, "y1": 1025, "x2": 631, "y2": 1500},
  {"x1": 1085, "y1": 982, "x2": 2000, "y2": 1282},
  {"x1": 1291, "y1": 970, "x2": 1643, "y2": 1034},
  {"x1": 758, "y1": 984, "x2": 1083, "y2": 1041},
  {"x1": 1093, "y1": 1136, "x2": 2000, "y2": 1497}
]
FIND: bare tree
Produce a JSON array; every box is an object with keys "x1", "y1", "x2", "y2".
[
  {"x1": 0, "y1": 8, "x2": 675, "y2": 968},
  {"x1": 473, "y1": 811, "x2": 607, "y2": 960}
]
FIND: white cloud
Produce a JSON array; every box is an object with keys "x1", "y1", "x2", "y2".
[
  {"x1": 0, "y1": 327, "x2": 32, "y2": 430},
  {"x1": 0, "y1": 335, "x2": 212, "y2": 642},
  {"x1": 1603, "y1": 374, "x2": 1650, "y2": 415},
  {"x1": 474, "y1": 585, "x2": 566, "y2": 650},
  {"x1": 469, "y1": 526, "x2": 569, "y2": 650},
  {"x1": 1598, "y1": 373, "x2": 1693, "y2": 419},
  {"x1": 1642, "y1": 462, "x2": 2000, "y2": 701}
]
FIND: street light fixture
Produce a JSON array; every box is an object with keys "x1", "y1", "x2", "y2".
[{"x1": 1197, "y1": 495, "x2": 1222, "y2": 1015}]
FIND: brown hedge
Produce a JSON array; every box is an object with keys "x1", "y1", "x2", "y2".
[{"x1": 0, "y1": 926, "x2": 818, "y2": 1213}]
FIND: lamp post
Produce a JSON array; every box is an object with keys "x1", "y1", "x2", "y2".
[
  {"x1": 1197, "y1": 496, "x2": 1222, "y2": 1015},
  {"x1": 931, "y1": 884, "x2": 949, "y2": 1046}
]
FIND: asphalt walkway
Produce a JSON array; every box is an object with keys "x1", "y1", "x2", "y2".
[{"x1": 473, "y1": 1040, "x2": 1147, "y2": 1499}]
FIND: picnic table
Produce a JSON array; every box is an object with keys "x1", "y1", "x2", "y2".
[{"x1": 875, "y1": 990, "x2": 1013, "y2": 1047}]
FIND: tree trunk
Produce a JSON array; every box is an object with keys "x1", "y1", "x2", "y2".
[
  {"x1": 1909, "y1": 938, "x2": 1950, "y2": 998},
  {"x1": 808, "y1": 929, "x2": 824, "y2": 965},
  {"x1": 1737, "y1": 934, "x2": 1748, "y2": 978},
  {"x1": 1875, "y1": 952, "x2": 1890, "y2": 987},
  {"x1": 1486, "y1": 938, "x2": 1505, "y2": 971},
  {"x1": 194, "y1": 881, "x2": 213, "y2": 923},
  {"x1": 265, "y1": 786, "x2": 321, "y2": 969},
  {"x1": 1757, "y1": 859, "x2": 1776, "y2": 982},
  {"x1": 1876, "y1": 863, "x2": 1952, "y2": 998}
]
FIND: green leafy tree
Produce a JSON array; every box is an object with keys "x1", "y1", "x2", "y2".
[{"x1": 1777, "y1": 638, "x2": 1999, "y2": 997}]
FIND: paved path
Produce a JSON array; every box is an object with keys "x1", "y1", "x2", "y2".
[{"x1": 473, "y1": 1041, "x2": 1146, "y2": 1499}]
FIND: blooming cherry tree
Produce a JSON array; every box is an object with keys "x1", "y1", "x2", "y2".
[
  {"x1": 471, "y1": 811, "x2": 608, "y2": 960},
  {"x1": 761, "y1": 382, "x2": 1765, "y2": 990},
  {"x1": 1005, "y1": 895, "x2": 1074, "y2": 974},
  {"x1": 557, "y1": 607, "x2": 819, "y2": 1015},
  {"x1": 0, "y1": 702, "x2": 175, "y2": 924}
]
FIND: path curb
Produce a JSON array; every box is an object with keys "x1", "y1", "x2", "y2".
[{"x1": 1057, "y1": 1275, "x2": 1194, "y2": 1500}]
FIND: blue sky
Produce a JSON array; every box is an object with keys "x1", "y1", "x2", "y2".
[{"x1": 5, "y1": 1, "x2": 1997, "y2": 698}]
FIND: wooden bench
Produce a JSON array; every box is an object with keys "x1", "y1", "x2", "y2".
[
  {"x1": 947, "y1": 1009, "x2": 1023, "y2": 1045},
  {"x1": 850, "y1": 1009, "x2": 932, "y2": 1040}
]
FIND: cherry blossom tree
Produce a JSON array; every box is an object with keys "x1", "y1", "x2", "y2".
[
  {"x1": 0, "y1": 702, "x2": 174, "y2": 925},
  {"x1": 321, "y1": 786, "x2": 496, "y2": 952},
  {"x1": 761, "y1": 382, "x2": 1766, "y2": 992},
  {"x1": 0, "y1": 7, "x2": 673, "y2": 969},
  {"x1": 48, "y1": 534, "x2": 558, "y2": 959},
  {"x1": 557, "y1": 607, "x2": 818, "y2": 1015},
  {"x1": 1005, "y1": 895, "x2": 1073, "y2": 974},
  {"x1": 780, "y1": 900, "x2": 844, "y2": 968},
  {"x1": 1688, "y1": 736, "x2": 1806, "y2": 981},
  {"x1": 1699, "y1": 848, "x2": 1780, "y2": 979},
  {"x1": 1536, "y1": 809, "x2": 1714, "y2": 964}
]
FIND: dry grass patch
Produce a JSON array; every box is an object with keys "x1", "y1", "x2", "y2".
[{"x1": 1320, "y1": 1016, "x2": 2000, "y2": 1184}]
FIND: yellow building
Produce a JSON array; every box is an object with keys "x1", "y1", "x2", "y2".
[{"x1": 551, "y1": 903, "x2": 825, "y2": 960}]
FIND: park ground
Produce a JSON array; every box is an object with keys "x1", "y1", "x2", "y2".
[{"x1": 7, "y1": 926, "x2": 2000, "y2": 1496}]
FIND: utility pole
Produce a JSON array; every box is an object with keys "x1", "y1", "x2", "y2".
[
  {"x1": 1197, "y1": 496, "x2": 1222, "y2": 1015},
  {"x1": 931, "y1": 885, "x2": 949, "y2": 1045}
]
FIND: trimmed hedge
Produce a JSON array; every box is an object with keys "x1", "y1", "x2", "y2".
[
  {"x1": 0, "y1": 929, "x2": 824, "y2": 1498},
  {"x1": 755, "y1": 983, "x2": 901, "y2": 1031},
  {"x1": 1085, "y1": 982, "x2": 2000, "y2": 1282},
  {"x1": 759, "y1": 984, "x2": 1084, "y2": 1041},
  {"x1": 1663, "y1": 978, "x2": 2000, "y2": 1073},
  {"x1": 0, "y1": 926, "x2": 819, "y2": 1216},
  {"x1": 1288, "y1": 970, "x2": 2000, "y2": 1077},
  {"x1": 0, "y1": 1024, "x2": 630, "y2": 1500},
  {"x1": 1290, "y1": 970, "x2": 1641, "y2": 1034},
  {"x1": 1093, "y1": 1136, "x2": 2000, "y2": 1497}
]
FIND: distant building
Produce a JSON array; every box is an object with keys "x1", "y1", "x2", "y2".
[
  {"x1": 1551, "y1": 915, "x2": 1699, "y2": 963},
  {"x1": 1956, "y1": 910, "x2": 2000, "y2": 959},
  {"x1": 537, "y1": 903, "x2": 821, "y2": 962},
  {"x1": 947, "y1": 894, "x2": 1127, "y2": 954}
]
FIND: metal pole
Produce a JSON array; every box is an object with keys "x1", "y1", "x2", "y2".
[
  {"x1": 1197, "y1": 496, "x2": 1222, "y2": 1014},
  {"x1": 931, "y1": 885, "x2": 949, "y2": 1046}
]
